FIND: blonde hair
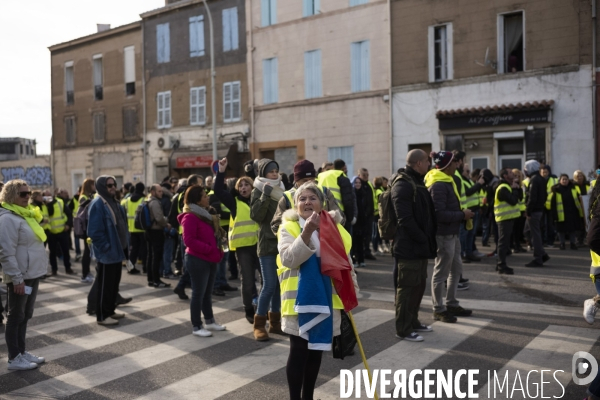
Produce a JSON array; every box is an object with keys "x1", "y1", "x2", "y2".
[
  {"x1": 0, "y1": 179, "x2": 28, "y2": 204},
  {"x1": 512, "y1": 169, "x2": 524, "y2": 182},
  {"x1": 574, "y1": 170, "x2": 586, "y2": 181},
  {"x1": 235, "y1": 176, "x2": 254, "y2": 191}
]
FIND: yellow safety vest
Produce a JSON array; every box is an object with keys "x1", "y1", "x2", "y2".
[
  {"x1": 458, "y1": 173, "x2": 479, "y2": 208},
  {"x1": 548, "y1": 188, "x2": 583, "y2": 222},
  {"x1": 276, "y1": 219, "x2": 347, "y2": 316},
  {"x1": 220, "y1": 204, "x2": 231, "y2": 227},
  {"x1": 121, "y1": 197, "x2": 144, "y2": 233},
  {"x1": 494, "y1": 183, "x2": 521, "y2": 222},
  {"x1": 228, "y1": 199, "x2": 259, "y2": 251},
  {"x1": 317, "y1": 170, "x2": 346, "y2": 212},
  {"x1": 454, "y1": 171, "x2": 468, "y2": 208},
  {"x1": 544, "y1": 177, "x2": 559, "y2": 210},
  {"x1": 367, "y1": 181, "x2": 378, "y2": 216},
  {"x1": 518, "y1": 185, "x2": 526, "y2": 212},
  {"x1": 72, "y1": 197, "x2": 79, "y2": 217},
  {"x1": 43, "y1": 198, "x2": 68, "y2": 234},
  {"x1": 592, "y1": 180, "x2": 597, "y2": 189},
  {"x1": 173, "y1": 193, "x2": 184, "y2": 235},
  {"x1": 523, "y1": 178, "x2": 530, "y2": 188},
  {"x1": 478, "y1": 189, "x2": 486, "y2": 207}
]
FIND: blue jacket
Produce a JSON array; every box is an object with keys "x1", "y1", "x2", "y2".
[{"x1": 87, "y1": 196, "x2": 128, "y2": 264}]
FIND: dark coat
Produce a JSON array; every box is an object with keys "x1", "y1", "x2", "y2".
[
  {"x1": 429, "y1": 176, "x2": 464, "y2": 236},
  {"x1": 250, "y1": 159, "x2": 281, "y2": 257},
  {"x1": 338, "y1": 173, "x2": 355, "y2": 230},
  {"x1": 551, "y1": 183, "x2": 584, "y2": 233},
  {"x1": 392, "y1": 167, "x2": 437, "y2": 260},
  {"x1": 526, "y1": 171, "x2": 547, "y2": 215}
]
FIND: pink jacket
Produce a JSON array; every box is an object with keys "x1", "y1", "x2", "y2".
[{"x1": 178, "y1": 213, "x2": 223, "y2": 263}]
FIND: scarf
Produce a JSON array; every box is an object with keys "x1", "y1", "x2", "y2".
[
  {"x1": 424, "y1": 169, "x2": 462, "y2": 207},
  {"x1": 183, "y1": 204, "x2": 226, "y2": 241},
  {"x1": 2, "y1": 202, "x2": 47, "y2": 242},
  {"x1": 253, "y1": 176, "x2": 285, "y2": 202}
]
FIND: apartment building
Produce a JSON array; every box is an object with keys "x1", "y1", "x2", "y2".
[
  {"x1": 0, "y1": 138, "x2": 51, "y2": 188},
  {"x1": 247, "y1": 0, "x2": 391, "y2": 177},
  {"x1": 49, "y1": 22, "x2": 144, "y2": 194},
  {"x1": 391, "y1": 0, "x2": 596, "y2": 176},
  {"x1": 141, "y1": 0, "x2": 251, "y2": 181}
]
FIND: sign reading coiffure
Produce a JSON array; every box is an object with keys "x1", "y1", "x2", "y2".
[
  {"x1": 438, "y1": 109, "x2": 549, "y2": 130},
  {"x1": 176, "y1": 155, "x2": 213, "y2": 169}
]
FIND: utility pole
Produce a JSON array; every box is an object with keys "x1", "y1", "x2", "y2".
[{"x1": 203, "y1": 0, "x2": 218, "y2": 162}]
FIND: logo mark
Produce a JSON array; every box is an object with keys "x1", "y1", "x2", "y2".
[{"x1": 572, "y1": 351, "x2": 598, "y2": 385}]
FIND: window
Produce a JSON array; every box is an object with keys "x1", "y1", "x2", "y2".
[
  {"x1": 222, "y1": 8, "x2": 239, "y2": 52},
  {"x1": 123, "y1": 107, "x2": 138, "y2": 138},
  {"x1": 20, "y1": 144, "x2": 23, "y2": 155},
  {"x1": 65, "y1": 61, "x2": 74, "y2": 105},
  {"x1": 190, "y1": 86, "x2": 206, "y2": 125},
  {"x1": 223, "y1": 81, "x2": 241, "y2": 122},
  {"x1": 189, "y1": 16, "x2": 205, "y2": 57},
  {"x1": 124, "y1": 46, "x2": 136, "y2": 95},
  {"x1": 350, "y1": 0, "x2": 368, "y2": 6},
  {"x1": 304, "y1": 50, "x2": 322, "y2": 99},
  {"x1": 303, "y1": 0, "x2": 320, "y2": 16},
  {"x1": 498, "y1": 12, "x2": 524, "y2": 73},
  {"x1": 157, "y1": 91, "x2": 172, "y2": 128},
  {"x1": 156, "y1": 23, "x2": 170, "y2": 63},
  {"x1": 471, "y1": 157, "x2": 489, "y2": 171},
  {"x1": 328, "y1": 146, "x2": 354, "y2": 178},
  {"x1": 351, "y1": 41, "x2": 370, "y2": 92},
  {"x1": 93, "y1": 112, "x2": 105, "y2": 142},
  {"x1": 65, "y1": 116, "x2": 76, "y2": 144},
  {"x1": 263, "y1": 58, "x2": 278, "y2": 104},
  {"x1": 261, "y1": 0, "x2": 276, "y2": 27},
  {"x1": 428, "y1": 23, "x2": 453, "y2": 82},
  {"x1": 93, "y1": 54, "x2": 103, "y2": 101}
]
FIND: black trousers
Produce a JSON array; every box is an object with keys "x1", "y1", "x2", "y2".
[
  {"x1": 145, "y1": 230, "x2": 165, "y2": 284},
  {"x1": 81, "y1": 238, "x2": 91, "y2": 279},
  {"x1": 352, "y1": 232, "x2": 365, "y2": 263},
  {"x1": 497, "y1": 219, "x2": 515, "y2": 267},
  {"x1": 129, "y1": 232, "x2": 146, "y2": 270},
  {"x1": 95, "y1": 262, "x2": 122, "y2": 321},
  {"x1": 363, "y1": 216, "x2": 374, "y2": 255},
  {"x1": 228, "y1": 250, "x2": 238, "y2": 278},
  {"x1": 48, "y1": 230, "x2": 72, "y2": 272},
  {"x1": 236, "y1": 245, "x2": 261, "y2": 311},
  {"x1": 511, "y1": 215, "x2": 526, "y2": 249},
  {"x1": 287, "y1": 335, "x2": 323, "y2": 400},
  {"x1": 6, "y1": 279, "x2": 40, "y2": 359}
]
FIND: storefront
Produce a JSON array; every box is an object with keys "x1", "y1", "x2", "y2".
[{"x1": 167, "y1": 143, "x2": 251, "y2": 179}]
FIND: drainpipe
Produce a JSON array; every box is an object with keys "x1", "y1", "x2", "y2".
[
  {"x1": 142, "y1": 22, "x2": 148, "y2": 184},
  {"x1": 387, "y1": 0, "x2": 393, "y2": 175},
  {"x1": 248, "y1": 0, "x2": 256, "y2": 158},
  {"x1": 593, "y1": 0, "x2": 598, "y2": 166}
]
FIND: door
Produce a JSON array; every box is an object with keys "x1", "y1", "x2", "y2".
[{"x1": 497, "y1": 138, "x2": 524, "y2": 172}]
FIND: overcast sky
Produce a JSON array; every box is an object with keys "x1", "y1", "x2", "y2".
[{"x1": 0, "y1": 0, "x2": 165, "y2": 155}]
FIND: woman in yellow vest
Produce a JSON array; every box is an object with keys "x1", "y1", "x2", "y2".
[
  {"x1": 214, "y1": 158, "x2": 260, "y2": 325},
  {"x1": 277, "y1": 182, "x2": 358, "y2": 400},
  {"x1": 549, "y1": 174, "x2": 584, "y2": 250}
]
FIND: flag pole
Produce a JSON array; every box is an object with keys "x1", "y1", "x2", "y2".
[{"x1": 347, "y1": 311, "x2": 379, "y2": 400}]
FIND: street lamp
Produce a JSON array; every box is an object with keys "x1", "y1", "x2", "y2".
[{"x1": 202, "y1": 0, "x2": 218, "y2": 163}]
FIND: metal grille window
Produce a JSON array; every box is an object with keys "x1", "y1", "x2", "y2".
[
  {"x1": 304, "y1": 49, "x2": 322, "y2": 99},
  {"x1": 93, "y1": 55, "x2": 103, "y2": 100},
  {"x1": 65, "y1": 116, "x2": 76, "y2": 144},
  {"x1": 65, "y1": 61, "x2": 74, "y2": 105},
  {"x1": 93, "y1": 113, "x2": 105, "y2": 142},
  {"x1": 157, "y1": 91, "x2": 172, "y2": 128},
  {"x1": 223, "y1": 82, "x2": 241, "y2": 123},
  {"x1": 123, "y1": 108, "x2": 138, "y2": 138},
  {"x1": 190, "y1": 86, "x2": 206, "y2": 125},
  {"x1": 351, "y1": 41, "x2": 370, "y2": 92}
]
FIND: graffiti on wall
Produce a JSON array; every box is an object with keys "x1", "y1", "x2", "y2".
[{"x1": 1, "y1": 166, "x2": 53, "y2": 187}]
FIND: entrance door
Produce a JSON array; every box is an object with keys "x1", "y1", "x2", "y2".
[
  {"x1": 498, "y1": 155, "x2": 523, "y2": 171},
  {"x1": 497, "y1": 138, "x2": 524, "y2": 172}
]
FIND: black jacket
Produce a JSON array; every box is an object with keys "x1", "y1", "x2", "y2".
[
  {"x1": 496, "y1": 179, "x2": 522, "y2": 206},
  {"x1": 338, "y1": 173, "x2": 355, "y2": 229},
  {"x1": 588, "y1": 187, "x2": 600, "y2": 255},
  {"x1": 359, "y1": 178, "x2": 374, "y2": 218},
  {"x1": 391, "y1": 167, "x2": 437, "y2": 260},
  {"x1": 526, "y1": 171, "x2": 547, "y2": 215},
  {"x1": 168, "y1": 185, "x2": 188, "y2": 229}
]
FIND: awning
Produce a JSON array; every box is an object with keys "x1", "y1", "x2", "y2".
[
  {"x1": 169, "y1": 144, "x2": 250, "y2": 175},
  {"x1": 436, "y1": 100, "x2": 554, "y2": 118}
]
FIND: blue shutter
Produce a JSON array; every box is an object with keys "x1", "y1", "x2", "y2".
[
  {"x1": 350, "y1": 0, "x2": 367, "y2": 6},
  {"x1": 315, "y1": 0, "x2": 320, "y2": 13},
  {"x1": 230, "y1": 8, "x2": 239, "y2": 50},
  {"x1": 156, "y1": 25, "x2": 164, "y2": 63},
  {"x1": 271, "y1": 58, "x2": 278, "y2": 103},
  {"x1": 189, "y1": 17, "x2": 198, "y2": 56},
  {"x1": 263, "y1": 59, "x2": 271, "y2": 104},
  {"x1": 303, "y1": 0, "x2": 312, "y2": 17},
  {"x1": 223, "y1": 9, "x2": 231, "y2": 52},
  {"x1": 351, "y1": 42, "x2": 360, "y2": 92},
  {"x1": 270, "y1": 0, "x2": 277, "y2": 25},
  {"x1": 198, "y1": 19, "x2": 205, "y2": 55},
  {"x1": 305, "y1": 50, "x2": 322, "y2": 98},
  {"x1": 164, "y1": 23, "x2": 170, "y2": 63},
  {"x1": 304, "y1": 52, "x2": 312, "y2": 99},
  {"x1": 261, "y1": 0, "x2": 270, "y2": 26},
  {"x1": 360, "y1": 41, "x2": 370, "y2": 91},
  {"x1": 313, "y1": 50, "x2": 322, "y2": 97}
]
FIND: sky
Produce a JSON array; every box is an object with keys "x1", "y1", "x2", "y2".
[{"x1": 0, "y1": 0, "x2": 165, "y2": 155}]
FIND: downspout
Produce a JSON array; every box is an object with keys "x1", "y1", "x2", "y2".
[
  {"x1": 142, "y1": 21, "x2": 148, "y2": 184},
  {"x1": 248, "y1": 0, "x2": 256, "y2": 157},
  {"x1": 593, "y1": 0, "x2": 598, "y2": 166},
  {"x1": 387, "y1": 0, "x2": 394, "y2": 174}
]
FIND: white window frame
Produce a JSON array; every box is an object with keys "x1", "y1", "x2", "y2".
[
  {"x1": 497, "y1": 10, "x2": 526, "y2": 74},
  {"x1": 157, "y1": 91, "x2": 172, "y2": 129},
  {"x1": 223, "y1": 81, "x2": 241, "y2": 123},
  {"x1": 471, "y1": 156, "x2": 490, "y2": 171},
  {"x1": 64, "y1": 61, "x2": 74, "y2": 105},
  {"x1": 92, "y1": 54, "x2": 103, "y2": 100},
  {"x1": 428, "y1": 23, "x2": 453, "y2": 82},
  {"x1": 190, "y1": 86, "x2": 206, "y2": 125}
]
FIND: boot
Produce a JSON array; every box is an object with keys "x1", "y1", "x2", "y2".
[
  {"x1": 245, "y1": 307, "x2": 255, "y2": 324},
  {"x1": 253, "y1": 314, "x2": 269, "y2": 341},
  {"x1": 268, "y1": 312, "x2": 285, "y2": 334}
]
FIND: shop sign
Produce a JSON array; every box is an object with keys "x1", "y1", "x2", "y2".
[
  {"x1": 176, "y1": 155, "x2": 213, "y2": 168},
  {"x1": 438, "y1": 109, "x2": 549, "y2": 130}
]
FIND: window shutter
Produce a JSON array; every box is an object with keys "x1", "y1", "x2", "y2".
[
  {"x1": 198, "y1": 19, "x2": 205, "y2": 56},
  {"x1": 232, "y1": 82, "x2": 241, "y2": 120},
  {"x1": 497, "y1": 15, "x2": 505, "y2": 74},
  {"x1": 304, "y1": 52, "x2": 312, "y2": 98},
  {"x1": 190, "y1": 88, "x2": 198, "y2": 124},
  {"x1": 305, "y1": 51, "x2": 321, "y2": 98},
  {"x1": 314, "y1": 50, "x2": 322, "y2": 97},
  {"x1": 190, "y1": 17, "x2": 199, "y2": 56},
  {"x1": 263, "y1": 59, "x2": 271, "y2": 104},
  {"x1": 446, "y1": 23, "x2": 453, "y2": 80},
  {"x1": 124, "y1": 46, "x2": 135, "y2": 83},
  {"x1": 360, "y1": 41, "x2": 370, "y2": 91},
  {"x1": 165, "y1": 92, "x2": 171, "y2": 126},
  {"x1": 223, "y1": 9, "x2": 231, "y2": 52},
  {"x1": 198, "y1": 87, "x2": 206, "y2": 124},
  {"x1": 315, "y1": 0, "x2": 320, "y2": 13},
  {"x1": 351, "y1": 42, "x2": 360, "y2": 92},
  {"x1": 303, "y1": 0, "x2": 312, "y2": 17},
  {"x1": 65, "y1": 66, "x2": 74, "y2": 91},
  {"x1": 158, "y1": 93, "x2": 164, "y2": 127},
  {"x1": 428, "y1": 26, "x2": 435, "y2": 82},
  {"x1": 164, "y1": 24, "x2": 170, "y2": 63},
  {"x1": 269, "y1": 0, "x2": 277, "y2": 25},
  {"x1": 271, "y1": 58, "x2": 278, "y2": 103},
  {"x1": 157, "y1": 24, "x2": 164, "y2": 63},
  {"x1": 224, "y1": 83, "x2": 232, "y2": 122},
  {"x1": 93, "y1": 58, "x2": 102, "y2": 86},
  {"x1": 261, "y1": 0, "x2": 270, "y2": 26},
  {"x1": 230, "y1": 8, "x2": 239, "y2": 50}
]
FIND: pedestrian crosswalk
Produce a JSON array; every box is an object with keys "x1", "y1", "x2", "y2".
[{"x1": 0, "y1": 278, "x2": 596, "y2": 399}]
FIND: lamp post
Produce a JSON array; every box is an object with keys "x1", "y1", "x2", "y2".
[{"x1": 202, "y1": 0, "x2": 218, "y2": 163}]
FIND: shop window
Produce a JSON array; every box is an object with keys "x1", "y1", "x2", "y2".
[
  {"x1": 471, "y1": 157, "x2": 489, "y2": 171},
  {"x1": 498, "y1": 12, "x2": 524, "y2": 73}
]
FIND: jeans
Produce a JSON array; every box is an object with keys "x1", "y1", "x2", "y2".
[
  {"x1": 395, "y1": 259, "x2": 428, "y2": 337},
  {"x1": 529, "y1": 212, "x2": 547, "y2": 263},
  {"x1": 459, "y1": 212, "x2": 479, "y2": 257},
  {"x1": 162, "y1": 236, "x2": 174, "y2": 276},
  {"x1": 176, "y1": 235, "x2": 192, "y2": 290},
  {"x1": 129, "y1": 232, "x2": 146, "y2": 271},
  {"x1": 257, "y1": 255, "x2": 281, "y2": 316},
  {"x1": 431, "y1": 235, "x2": 462, "y2": 313},
  {"x1": 186, "y1": 254, "x2": 217, "y2": 329},
  {"x1": 48, "y1": 230, "x2": 72, "y2": 272},
  {"x1": 214, "y1": 251, "x2": 228, "y2": 289},
  {"x1": 5, "y1": 278, "x2": 39, "y2": 360},
  {"x1": 74, "y1": 234, "x2": 81, "y2": 256},
  {"x1": 558, "y1": 232, "x2": 576, "y2": 246},
  {"x1": 236, "y1": 245, "x2": 261, "y2": 311},
  {"x1": 145, "y1": 230, "x2": 165, "y2": 284},
  {"x1": 372, "y1": 217, "x2": 381, "y2": 251},
  {"x1": 96, "y1": 261, "x2": 122, "y2": 321},
  {"x1": 81, "y1": 239, "x2": 91, "y2": 279},
  {"x1": 497, "y1": 219, "x2": 515, "y2": 267}
]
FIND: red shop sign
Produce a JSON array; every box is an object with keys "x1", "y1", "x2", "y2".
[{"x1": 176, "y1": 156, "x2": 213, "y2": 168}]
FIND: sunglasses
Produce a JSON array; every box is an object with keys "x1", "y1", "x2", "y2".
[
  {"x1": 106, "y1": 183, "x2": 116, "y2": 188},
  {"x1": 19, "y1": 191, "x2": 32, "y2": 198}
]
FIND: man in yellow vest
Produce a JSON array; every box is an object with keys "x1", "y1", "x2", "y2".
[
  {"x1": 541, "y1": 165, "x2": 558, "y2": 246},
  {"x1": 44, "y1": 192, "x2": 75, "y2": 276},
  {"x1": 494, "y1": 168, "x2": 523, "y2": 275},
  {"x1": 121, "y1": 182, "x2": 145, "y2": 275},
  {"x1": 524, "y1": 160, "x2": 550, "y2": 267},
  {"x1": 317, "y1": 159, "x2": 355, "y2": 232}
]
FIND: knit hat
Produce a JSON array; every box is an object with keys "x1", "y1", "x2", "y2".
[
  {"x1": 430, "y1": 151, "x2": 454, "y2": 170},
  {"x1": 263, "y1": 161, "x2": 279, "y2": 175},
  {"x1": 293, "y1": 160, "x2": 316, "y2": 181},
  {"x1": 524, "y1": 160, "x2": 540, "y2": 174}
]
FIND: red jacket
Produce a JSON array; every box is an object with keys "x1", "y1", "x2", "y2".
[{"x1": 178, "y1": 213, "x2": 223, "y2": 263}]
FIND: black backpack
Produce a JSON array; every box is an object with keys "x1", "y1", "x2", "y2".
[
  {"x1": 73, "y1": 198, "x2": 93, "y2": 238},
  {"x1": 377, "y1": 173, "x2": 416, "y2": 240},
  {"x1": 134, "y1": 200, "x2": 155, "y2": 231}
]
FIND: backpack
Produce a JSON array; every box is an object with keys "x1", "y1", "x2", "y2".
[
  {"x1": 377, "y1": 173, "x2": 416, "y2": 240},
  {"x1": 73, "y1": 198, "x2": 93, "y2": 238},
  {"x1": 134, "y1": 200, "x2": 155, "y2": 231}
]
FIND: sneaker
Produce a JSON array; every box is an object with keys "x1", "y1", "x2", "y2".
[
  {"x1": 205, "y1": 322, "x2": 226, "y2": 331},
  {"x1": 97, "y1": 318, "x2": 119, "y2": 326},
  {"x1": 192, "y1": 328, "x2": 212, "y2": 337},
  {"x1": 173, "y1": 286, "x2": 189, "y2": 300},
  {"x1": 447, "y1": 306, "x2": 473, "y2": 317},
  {"x1": 497, "y1": 265, "x2": 515, "y2": 275},
  {"x1": 7, "y1": 354, "x2": 38, "y2": 370},
  {"x1": 220, "y1": 284, "x2": 238, "y2": 292},
  {"x1": 395, "y1": 332, "x2": 424, "y2": 342},
  {"x1": 162, "y1": 273, "x2": 178, "y2": 280},
  {"x1": 22, "y1": 351, "x2": 45, "y2": 364},
  {"x1": 433, "y1": 311, "x2": 457, "y2": 323},
  {"x1": 466, "y1": 255, "x2": 481, "y2": 262},
  {"x1": 459, "y1": 277, "x2": 469, "y2": 284},
  {"x1": 80, "y1": 275, "x2": 94, "y2": 284},
  {"x1": 154, "y1": 281, "x2": 171, "y2": 289},
  {"x1": 128, "y1": 268, "x2": 141, "y2": 275},
  {"x1": 75, "y1": 255, "x2": 82, "y2": 262},
  {"x1": 525, "y1": 260, "x2": 544, "y2": 268},
  {"x1": 359, "y1": 262, "x2": 367, "y2": 268},
  {"x1": 457, "y1": 282, "x2": 469, "y2": 291},
  {"x1": 413, "y1": 324, "x2": 432, "y2": 332},
  {"x1": 109, "y1": 313, "x2": 125, "y2": 320},
  {"x1": 212, "y1": 288, "x2": 226, "y2": 296},
  {"x1": 584, "y1": 299, "x2": 598, "y2": 325},
  {"x1": 542, "y1": 254, "x2": 550, "y2": 263},
  {"x1": 115, "y1": 296, "x2": 132, "y2": 306}
]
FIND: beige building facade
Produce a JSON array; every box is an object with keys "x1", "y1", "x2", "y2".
[{"x1": 248, "y1": 0, "x2": 391, "y2": 177}]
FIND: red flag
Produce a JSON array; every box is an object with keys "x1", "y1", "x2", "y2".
[{"x1": 319, "y1": 211, "x2": 358, "y2": 312}]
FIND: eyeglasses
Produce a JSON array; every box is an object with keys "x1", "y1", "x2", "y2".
[
  {"x1": 106, "y1": 183, "x2": 116, "y2": 188},
  {"x1": 19, "y1": 191, "x2": 32, "y2": 198}
]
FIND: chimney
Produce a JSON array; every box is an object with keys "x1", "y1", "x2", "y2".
[{"x1": 97, "y1": 24, "x2": 111, "y2": 33}]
